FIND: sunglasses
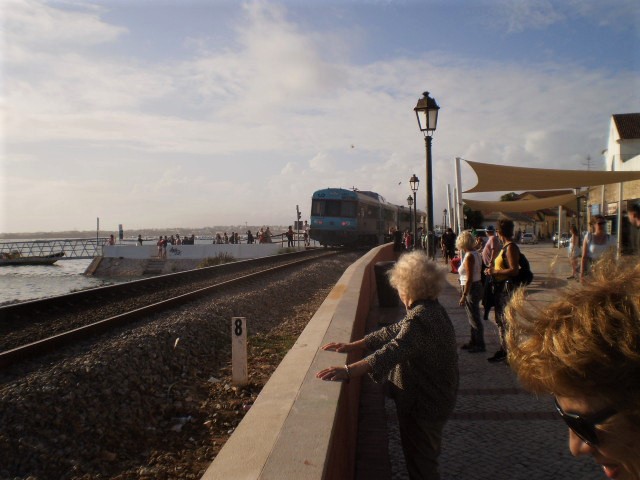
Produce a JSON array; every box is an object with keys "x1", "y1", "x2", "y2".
[
  {"x1": 596, "y1": 222, "x2": 606, "y2": 225},
  {"x1": 554, "y1": 398, "x2": 617, "y2": 446}
]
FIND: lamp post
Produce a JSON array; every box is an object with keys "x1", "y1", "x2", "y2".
[
  {"x1": 409, "y1": 174, "x2": 419, "y2": 249},
  {"x1": 414, "y1": 91, "x2": 440, "y2": 259},
  {"x1": 407, "y1": 195, "x2": 414, "y2": 249},
  {"x1": 443, "y1": 208, "x2": 448, "y2": 230}
]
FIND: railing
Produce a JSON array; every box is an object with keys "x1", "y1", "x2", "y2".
[{"x1": 0, "y1": 238, "x2": 109, "y2": 259}]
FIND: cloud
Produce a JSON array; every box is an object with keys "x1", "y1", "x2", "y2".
[
  {"x1": 4, "y1": 0, "x2": 126, "y2": 53},
  {"x1": 493, "y1": 0, "x2": 564, "y2": 33},
  {"x1": 1, "y1": 0, "x2": 638, "y2": 232}
]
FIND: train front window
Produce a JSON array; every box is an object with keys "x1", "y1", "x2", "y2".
[
  {"x1": 311, "y1": 199, "x2": 356, "y2": 218},
  {"x1": 311, "y1": 199, "x2": 325, "y2": 216}
]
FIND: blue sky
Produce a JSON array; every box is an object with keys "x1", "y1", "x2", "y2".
[{"x1": 2, "y1": 0, "x2": 639, "y2": 233}]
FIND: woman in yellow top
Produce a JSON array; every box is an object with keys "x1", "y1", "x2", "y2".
[{"x1": 485, "y1": 219, "x2": 520, "y2": 363}]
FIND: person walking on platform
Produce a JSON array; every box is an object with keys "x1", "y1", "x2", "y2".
[
  {"x1": 481, "y1": 225, "x2": 501, "y2": 320},
  {"x1": 505, "y1": 258, "x2": 640, "y2": 479},
  {"x1": 456, "y1": 231, "x2": 485, "y2": 353},
  {"x1": 626, "y1": 202, "x2": 640, "y2": 255},
  {"x1": 580, "y1": 215, "x2": 614, "y2": 282},
  {"x1": 316, "y1": 251, "x2": 458, "y2": 480},
  {"x1": 567, "y1": 224, "x2": 580, "y2": 279},
  {"x1": 486, "y1": 219, "x2": 520, "y2": 363},
  {"x1": 441, "y1": 228, "x2": 456, "y2": 265}
]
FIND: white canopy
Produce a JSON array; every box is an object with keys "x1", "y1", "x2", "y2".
[
  {"x1": 462, "y1": 192, "x2": 577, "y2": 213},
  {"x1": 463, "y1": 160, "x2": 640, "y2": 193}
]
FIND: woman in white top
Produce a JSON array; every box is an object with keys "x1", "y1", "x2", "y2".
[
  {"x1": 456, "y1": 231, "x2": 485, "y2": 352},
  {"x1": 567, "y1": 225, "x2": 580, "y2": 279},
  {"x1": 580, "y1": 215, "x2": 614, "y2": 283}
]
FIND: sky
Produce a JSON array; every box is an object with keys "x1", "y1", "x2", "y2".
[{"x1": 2, "y1": 0, "x2": 639, "y2": 234}]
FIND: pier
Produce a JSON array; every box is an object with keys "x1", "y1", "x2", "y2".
[{"x1": 0, "y1": 238, "x2": 109, "y2": 260}]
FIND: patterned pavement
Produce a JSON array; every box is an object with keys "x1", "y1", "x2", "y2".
[{"x1": 356, "y1": 243, "x2": 603, "y2": 480}]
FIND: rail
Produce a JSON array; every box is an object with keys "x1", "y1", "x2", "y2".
[
  {"x1": 0, "y1": 238, "x2": 109, "y2": 259},
  {"x1": 0, "y1": 249, "x2": 337, "y2": 368}
]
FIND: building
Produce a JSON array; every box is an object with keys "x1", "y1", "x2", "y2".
[{"x1": 588, "y1": 113, "x2": 640, "y2": 229}]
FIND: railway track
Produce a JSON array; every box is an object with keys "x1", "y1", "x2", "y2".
[{"x1": 0, "y1": 249, "x2": 338, "y2": 368}]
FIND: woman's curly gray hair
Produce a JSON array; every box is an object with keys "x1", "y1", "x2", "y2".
[{"x1": 388, "y1": 250, "x2": 446, "y2": 301}]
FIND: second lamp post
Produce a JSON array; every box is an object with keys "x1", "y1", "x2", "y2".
[{"x1": 409, "y1": 174, "x2": 419, "y2": 249}]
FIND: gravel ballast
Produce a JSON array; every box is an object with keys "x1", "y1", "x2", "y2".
[{"x1": 0, "y1": 252, "x2": 361, "y2": 479}]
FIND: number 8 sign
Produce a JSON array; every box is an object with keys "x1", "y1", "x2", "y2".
[{"x1": 231, "y1": 317, "x2": 248, "y2": 386}]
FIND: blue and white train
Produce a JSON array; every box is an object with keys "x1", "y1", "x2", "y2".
[{"x1": 309, "y1": 188, "x2": 425, "y2": 247}]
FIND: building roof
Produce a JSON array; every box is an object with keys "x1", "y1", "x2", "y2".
[{"x1": 613, "y1": 113, "x2": 640, "y2": 140}]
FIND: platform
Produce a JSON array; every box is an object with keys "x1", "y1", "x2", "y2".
[{"x1": 355, "y1": 244, "x2": 602, "y2": 480}]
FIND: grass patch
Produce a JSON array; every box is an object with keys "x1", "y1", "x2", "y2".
[
  {"x1": 197, "y1": 253, "x2": 236, "y2": 268},
  {"x1": 250, "y1": 333, "x2": 298, "y2": 355}
]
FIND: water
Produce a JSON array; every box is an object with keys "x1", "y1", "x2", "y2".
[{"x1": 0, "y1": 259, "x2": 118, "y2": 305}]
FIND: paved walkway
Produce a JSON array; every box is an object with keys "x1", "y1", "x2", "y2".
[{"x1": 356, "y1": 243, "x2": 602, "y2": 480}]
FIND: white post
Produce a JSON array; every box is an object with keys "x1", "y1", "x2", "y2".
[
  {"x1": 453, "y1": 188, "x2": 459, "y2": 233},
  {"x1": 557, "y1": 205, "x2": 563, "y2": 248},
  {"x1": 455, "y1": 157, "x2": 464, "y2": 234},
  {"x1": 446, "y1": 184, "x2": 453, "y2": 230},
  {"x1": 231, "y1": 317, "x2": 248, "y2": 386},
  {"x1": 617, "y1": 182, "x2": 623, "y2": 258}
]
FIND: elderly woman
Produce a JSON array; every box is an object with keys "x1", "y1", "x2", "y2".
[
  {"x1": 456, "y1": 231, "x2": 485, "y2": 352},
  {"x1": 316, "y1": 251, "x2": 458, "y2": 480},
  {"x1": 506, "y1": 257, "x2": 640, "y2": 479}
]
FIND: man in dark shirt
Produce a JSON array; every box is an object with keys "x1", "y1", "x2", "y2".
[
  {"x1": 441, "y1": 228, "x2": 457, "y2": 264},
  {"x1": 627, "y1": 203, "x2": 640, "y2": 255}
]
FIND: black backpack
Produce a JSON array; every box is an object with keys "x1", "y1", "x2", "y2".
[{"x1": 501, "y1": 243, "x2": 534, "y2": 286}]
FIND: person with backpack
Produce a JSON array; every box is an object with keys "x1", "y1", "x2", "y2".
[{"x1": 486, "y1": 219, "x2": 522, "y2": 363}]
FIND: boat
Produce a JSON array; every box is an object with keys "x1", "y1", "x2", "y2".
[{"x1": 0, "y1": 251, "x2": 65, "y2": 266}]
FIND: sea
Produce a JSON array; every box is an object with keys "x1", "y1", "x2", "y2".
[
  {"x1": 0, "y1": 236, "x2": 244, "y2": 305},
  {"x1": 0, "y1": 259, "x2": 117, "y2": 305}
]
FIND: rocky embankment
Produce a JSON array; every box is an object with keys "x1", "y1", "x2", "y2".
[{"x1": 0, "y1": 252, "x2": 360, "y2": 479}]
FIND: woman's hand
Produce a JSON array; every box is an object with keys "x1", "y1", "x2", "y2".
[
  {"x1": 459, "y1": 295, "x2": 465, "y2": 307},
  {"x1": 321, "y1": 338, "x2": 366, "y2": 354},
  {"x1": 316, "y1": 365, "x2": 349, "y2": 382},
  {"x1": 321, "y1": 342, "x2": 351, "y2": 352}
]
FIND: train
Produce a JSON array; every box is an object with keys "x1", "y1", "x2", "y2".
[{"x1": 309, "y1": 188, "x2": 426, "y2": 247}]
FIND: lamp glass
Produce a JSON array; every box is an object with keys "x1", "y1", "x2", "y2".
[
  {"x1": 414, "y1": 92, "x2": 440, "y2": 133},
  {"x1": 407, "y1": 196, "x2": 413, "y2": 206},
  {"x1": 409, "y1": 174, "x2": 420, "y2": 192}
]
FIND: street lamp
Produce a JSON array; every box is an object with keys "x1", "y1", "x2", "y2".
[
  {"x1": 409, "y1": 174, "x2": 419, "y2": 248},
  {"x1": 443, "y1": 208, "x2": 448, "y2": 230},
  {"x1": 407, "y1": 195, "x2": 414, "y2": 248},
  {"x1": 414, "y1": 91, "x2": 440, "y2": 259}
]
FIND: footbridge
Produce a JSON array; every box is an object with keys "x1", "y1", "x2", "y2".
[{"x1": 0, "y1": 238, "x2": 109, "y2": 260}]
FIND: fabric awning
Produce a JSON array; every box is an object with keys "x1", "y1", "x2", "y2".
[
  {"x1": 462, "y1": 192, "x2": 577, "y2": 213},
  {"x1": 463, "y1": 160, "x2": 640, "y2": 193}
]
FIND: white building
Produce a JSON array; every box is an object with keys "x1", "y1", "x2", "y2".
[{"x1": 587, "y1": 113, "x2": 640, "y2": 224}]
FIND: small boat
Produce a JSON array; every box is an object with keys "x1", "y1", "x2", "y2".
[{"x1": 0, "y1": 251, "x2": 65, "y2": 266}]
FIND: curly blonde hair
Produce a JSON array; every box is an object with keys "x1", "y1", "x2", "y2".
[
  {"x1": 505, "y1": 255, "x2": 640, "y2": 422},
  {"x1": 455, "y1": 231, "x2": 474, "y2": 251},
  {"x1": 388, "y1": 250, "x2": 446, "y2": 301}
]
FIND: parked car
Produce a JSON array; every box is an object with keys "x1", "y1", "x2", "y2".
[
  {"x1": 553, "y1": 233, "x2": 570, "y2": 247},
  {"x1": 521, "y1": 233, "x2": 538, "y2": 244},
  {"x1": 559, "y1": 234, "x2": 571, "y2": 247}
]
